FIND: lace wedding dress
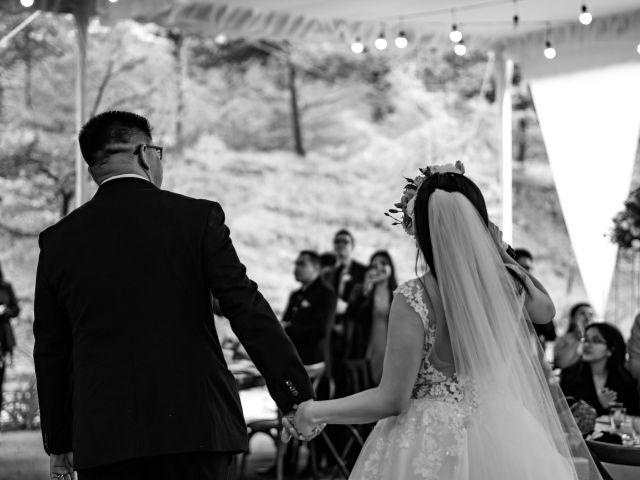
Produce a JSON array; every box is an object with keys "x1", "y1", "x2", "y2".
[{"x1": 349, "y1": 276, "x2": 586, "y2": 480}]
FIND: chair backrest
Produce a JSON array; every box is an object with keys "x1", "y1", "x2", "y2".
[{"x1": 586, "y1": 440, "x2": 640, "y2": 480}]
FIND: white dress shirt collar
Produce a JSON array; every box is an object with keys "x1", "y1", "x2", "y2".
[{"x1": 100, "y1": 173, "x2": 149, "y2": 186}]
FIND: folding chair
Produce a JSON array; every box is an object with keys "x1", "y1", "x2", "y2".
[{"x1": 586, "y1": 439, "x2": 640, "y2": 480}]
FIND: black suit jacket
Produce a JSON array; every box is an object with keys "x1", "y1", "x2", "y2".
[
  {"x1": 283, "y1": 277, "x2": 336, "y2": 365},
  {"x1": 34, "y1": 178, "x2": 313, "y2": 469},
  {"x1": 322, "y1": 260, "x2": 366, "y2": 302}
]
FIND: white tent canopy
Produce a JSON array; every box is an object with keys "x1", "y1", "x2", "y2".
[{"x1": 5, "y1": 0, "x2": 640, "y2": 316}]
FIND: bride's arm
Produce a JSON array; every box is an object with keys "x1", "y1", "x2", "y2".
[{"x1": 300, "y1": 293, "x2": 424, "y2": 426}]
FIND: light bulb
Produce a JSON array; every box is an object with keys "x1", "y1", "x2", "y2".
[
  {"x1": 20, "y1": 0, "x2": 34, "y2": 7},
  {"x1": 544, "y1": 41, "x2": 556, "y2": 59},
  {"x1": 374, "y1": 35, "x2": 387, "y2": 50},
  {"x1": 636, "y1": 43, "x2": 640, "y2": 55},
  {"x1": 351, "y1": 40, "x2": 364, "y2": 54},
  {"x1": 454, "y1": 42, "x2": 467, "y2": 56},
  {"x1": 214, "y1": 34, "x2": 228, "y2": 45},
  {"x1": 395, "y1": 32, "x2": 408, "y2": 49},
  {"x1": 449, "y1": 25, "x2": 462, "y2": 43},
  {"x1": 579, "y1": 5, "x2": 592, "y2": 25},
  {"x1": 108, "y1": 0, "x2": 119, "y2": 3}
]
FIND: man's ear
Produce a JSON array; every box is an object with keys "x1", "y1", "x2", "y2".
[{"x1": 137, "y1": 145, "x2": 151, "y2": 171}]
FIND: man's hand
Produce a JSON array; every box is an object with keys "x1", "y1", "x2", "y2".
[
  {"x1": 281, "y1": 403, "x2": 325, "y2": 443},
  {"x1": 50, "y1": 452, "x2": 75, "y2": 480}
]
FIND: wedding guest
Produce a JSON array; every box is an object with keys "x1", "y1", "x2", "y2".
[
  {"x1": 514, "y1": 248, "x2": 533, "y2": 272},
  {"x1": 627, "y1": 313, "x2": 640, "y2": 385},
  {"x1": 554, "y1": 302, "x2": 594, "y2": 369},
  {"x1": 514, "y1": 248, "x2": 556, "y2": 347},
  {"x1": 0, "y1": 262, "x2": 20, "y2": 422},
  {"x1": 322, "y1": 229, "x2": 366, "y2": 362},
  {"x1": 319, "y1": 252, "x2": 337, "y2": 277},
  {"x1": 345, "y1": 250, "x2": 398, "y2": 385},
  {"x1": 283, "y1": 251, "x2": 337, "y2": 365},
  {"x1": 560, "y1": 322, "x2": 639, "y2": 415}
]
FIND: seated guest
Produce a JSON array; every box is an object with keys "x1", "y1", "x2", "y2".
[
  {"x1": 345, "y1": 250, "x2": 397, "y2": 385},
  {"x1": 628, "y1": 313, "x2": 640, "y2": 384},
  {"x1": 560, "y1": 322, "x2": 639, "y2": 416},
  {"x1": 554, "y1": 302, "x2": 594, "y2": 369},
  {"x1": 282, "y1": 251, "x2": 337, "y2": 365}
]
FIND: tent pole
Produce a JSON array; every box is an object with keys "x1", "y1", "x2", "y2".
[
  {"x1": 495, "y1": 51, "x2": 514, "y2": 244},
  {"x1": 74, "y1": 5, "x2": 90, "y2": 209}
]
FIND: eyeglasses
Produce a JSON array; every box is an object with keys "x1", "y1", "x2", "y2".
[
  {"x1": 581, "y1": 336, "x2": 607, "y2": 345},
  {"x1": 135, "y1": 143, "x2": 163, "y2": 161}
]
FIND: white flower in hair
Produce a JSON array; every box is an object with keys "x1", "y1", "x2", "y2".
[{"x1": 385, "y1": 161, "x2": 465, "y2": 237}]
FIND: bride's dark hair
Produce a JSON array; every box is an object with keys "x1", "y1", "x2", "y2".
[{"x1": 413, "y1": 173, "x2": 488, "y2": 278}]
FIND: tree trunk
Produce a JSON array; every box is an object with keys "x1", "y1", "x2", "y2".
[{"x1": 287, "y1": 59, "x2": 305, "y2": 157}]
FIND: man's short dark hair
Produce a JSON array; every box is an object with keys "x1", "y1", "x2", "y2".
[
  {"x1": 514, "y1": 248, "x2": 533, "y2": 262},
  {"x1": 78, "y1": 111, "x2": 152, "y2": 166},
  {"x1": 334, "y1": 229, "x2": 355, "y2": 245},
  {"x1": 298, "y1": 250, "x2": 321, "y2": 268}
]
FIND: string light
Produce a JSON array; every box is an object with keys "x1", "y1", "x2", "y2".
[
  {"x1": 214, "y1": 33, "x2": 228, "y2": 45},
  {"x1": 449, "y1": 24, "x2": 463, "y2": 43},
  {"x1": 544, "y1": 40, "x2": 556, "y2": 59},
  {"x1": 454, "y1": 39, "x2": 467, "y2": 56},
  {"x1": 637, "y1": 43, "x2": 640, "y2": 55},
  {"x1": 395, "y1": 31, "x2": 408, "y2": 48},
  {"x1": 579, "y1": 4, "x2": 592, "y2": 25},
  {"x1": 374, "y1": 32, "x2": 387, "y2": 50},
  {"x1": 20, "y1": 0, "x2": 34, "y2": 7},
  {"x1": 351, "y1": 38, "x2": 364, "y2": 54},
  {"x1": 108, "y1": 0, "x2": 119, "y2": 3}
]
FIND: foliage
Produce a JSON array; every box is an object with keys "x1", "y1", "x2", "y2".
[{"x1": 611, "y1": 187, "x2": 640, "y2": 250}]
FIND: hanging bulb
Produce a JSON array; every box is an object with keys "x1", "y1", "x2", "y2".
[
  {"x1": 544, "y1": 40, "x2": 556, "y2": 59},
  {"x1": 579, "y1": 5, "x2": 592, "y2": 25},
  {"x1": 214, "y1": 34, "x2": 228, "y2": 45},
  {"x1": 449, "y1": 24, "x2": 462, "y2": 43},
  {"x1": 351, "y1": 38, "x2": 364, "y2": 54},
  {"x1": 108, "y1": 0, "x2": 119, "y2": 3},
  {"x1": 20, "y1": 0, "x2": 34, "y2": 7},
  {"x1": 395, "y1": 31, "x2": 408, "y2": 49},
  {"x1": 636, "y1": 43, "x2": 640, "y2": 55},
  {"x1": 513, "y1": 15, "x2": 519, "y2": 27},
  {"x1": 454, "y1": 40, "x2": 467, "y2": 56},
  {"x1": 374, "y1": 33, "x2": 387, "y2": 50}
]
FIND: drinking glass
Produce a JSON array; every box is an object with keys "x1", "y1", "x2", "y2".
[{"x1": 609, "y1": 403, "x2": 626, "y2": 430}]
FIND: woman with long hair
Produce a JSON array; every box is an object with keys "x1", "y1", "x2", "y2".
[
  {"x1": 345, "y1": 250, "x2": 398, "y2": 385},
  {"x1": 554, "y1": 302, "x2": 595, "y2": 369},
  {"x1": 561, "y1": 322, "x2": 639, "y2": 415},
  {"x1": 288, "y1": 164, "x2": 601, "y2": 480}
]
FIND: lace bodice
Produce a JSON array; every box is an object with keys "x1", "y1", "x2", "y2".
[{"x1": 394, "y1": 279, "x2": 468, "y2": 404}]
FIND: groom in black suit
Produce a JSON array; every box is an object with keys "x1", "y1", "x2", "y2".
[{"x1": 34, "y1": 111, "x2": 315, "y2": 479}]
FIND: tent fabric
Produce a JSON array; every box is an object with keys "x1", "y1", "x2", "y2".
[{"x1": 529, "y1": 62, "x2": 640, "y2": 315}]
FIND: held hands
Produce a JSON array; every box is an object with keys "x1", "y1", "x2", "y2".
[
  {"x1": 50, "y1": 452, "x2": 76, "y2": 480},
  {"x1": 597, "y1": 387, "x2": 618, "y2": 409},
  {"x1": 281, "y1": 401, "x2": 325, "y2": 443}
]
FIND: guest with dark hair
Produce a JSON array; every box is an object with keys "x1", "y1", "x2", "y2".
[
  {"x1": 283, "y1": 251, "x2": 337, "y2": 365},
  {"x1": 345, "y1": 250, "x2": 398, "y2": 385},
  {"x1": 514, "y1": 248, "x2": 533, "y2": 272},
  {"x1": 560, "y1": 322, "x2": 639, "y2": 415},
  {"x1": 319, "y1": 252, "x2": 337, "y2": 276},
  {"x1": 554, "y1": 302, "x2": 594, "y2": 369},
  {"x1": 0, "y1": 262, "x2": 20, "y2": 423},
  {"x1": 513, "y1": 248, "x2": 556, "y2": 348}
]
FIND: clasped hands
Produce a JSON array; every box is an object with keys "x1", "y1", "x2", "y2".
[{"x1": 281, "y1": 400, "x2": 325, "y2": 443}]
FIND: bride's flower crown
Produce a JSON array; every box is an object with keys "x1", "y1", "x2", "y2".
[{"x1": 385, "y1": 161, "x2": 466, "y2": 236}]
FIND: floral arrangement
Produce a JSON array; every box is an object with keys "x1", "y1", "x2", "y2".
[
  {"x1": 386, "y1": 161, "x2": 466, "y2": 236},
  {"x1": 611, "y1": 186, "x2": 640, "y2": 250}
]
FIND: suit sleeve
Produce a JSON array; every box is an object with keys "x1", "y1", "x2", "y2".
[
  {"x1": 202, "y1": 202, "x2": 314, "y2": 413},
  {"x1": 33, "y1": 234, "x2": 73, "y2": 455}
]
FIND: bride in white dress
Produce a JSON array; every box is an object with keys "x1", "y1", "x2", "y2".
[{"x1": 291, "y1": 163, "x2": 602, "y2": 480}]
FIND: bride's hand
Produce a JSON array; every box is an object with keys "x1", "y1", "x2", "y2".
[{"x1": 294, "y1": 400, "x2": 325, "y2": 440}]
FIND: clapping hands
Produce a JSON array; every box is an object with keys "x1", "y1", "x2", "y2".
[{"x1": 281, "y1": 400, "x2": 326, "y2": 443}]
